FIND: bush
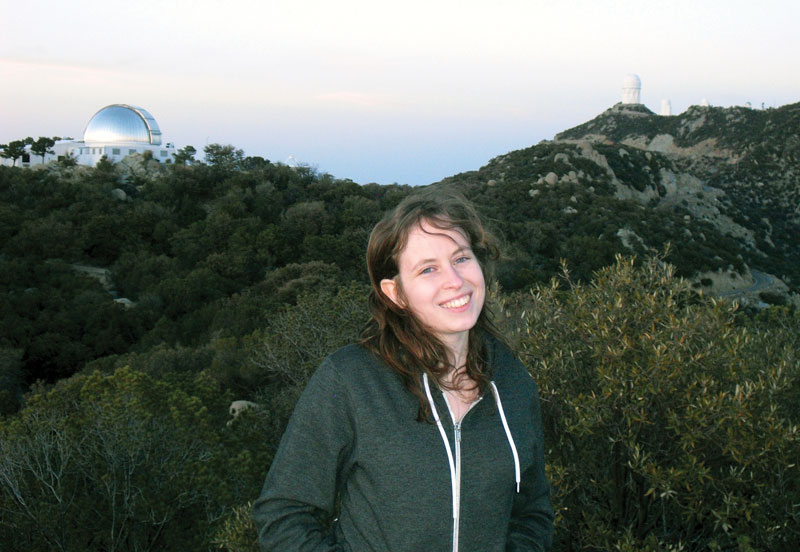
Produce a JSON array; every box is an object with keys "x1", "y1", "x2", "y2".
[
  {"x1": 510, "y1": 255, "x2": 799, "y2": 551},
  {"x1": 0, "y1": 366, "x2": 265, "y2": 551}
]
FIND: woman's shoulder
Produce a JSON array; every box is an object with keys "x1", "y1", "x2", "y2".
[
  {"x1": 318, "y1": 343, "x2": 395, "y2": 385},
  {"x1": 325, "y1": 342, "x2": 381, "y2": 370},
  {"x1": 485, "y1": 334, "x2": 534, "y2": 387}
]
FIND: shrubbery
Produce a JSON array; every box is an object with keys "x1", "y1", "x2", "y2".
[
  {"x1": 2, "y1": 142, "x2": 799, "y2": 549},
  {"x1": 1, "y1": 254, "x2": 797, "y2": 550},
  {"x1": 508, "y1": 256, "x2": 799, "y2": 551}
]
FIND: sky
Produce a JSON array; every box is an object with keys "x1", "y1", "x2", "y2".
[{"x1": 1, "y1": 0, "x2": 798, "y2": 186}]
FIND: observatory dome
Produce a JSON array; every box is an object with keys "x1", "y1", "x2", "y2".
[
  {"x1": 623, "y1": 74, "x2": 641, "y2": 89},
  {"x1": 83, "y1": 104, "x2": 162, "y2": 145},
  {"x1": 621, "y1": 74, "x2": 642, "y2": 104}
]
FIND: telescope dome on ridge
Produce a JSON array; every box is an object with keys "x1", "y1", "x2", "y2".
[
  {"x1": 83, "y1": 104, "x2": 163, "y2": 146},
  {"x1": 1, "y1": 103, "x2": 176, "y2": 167},
  {"x1": 622, "y1": 74, "x2": 641, "y2": 104}
]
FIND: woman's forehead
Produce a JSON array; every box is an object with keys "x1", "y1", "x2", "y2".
[
  {"x1": 389, "y1": 217, "x2": 470, "y2": 267},
  {"x1": 414, "y1": 219, "x2": 469, "y2": 243},
  {"x1": 396, "y1": 223, "x2": 471, "y2": 263}
]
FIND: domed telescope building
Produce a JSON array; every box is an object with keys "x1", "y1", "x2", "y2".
[
  {"x1": 621, "y1": 74, "x2": 641, "y2": 104},
  {"x1": 4, "y1": 104, "x2": 176, "y2": 167}
]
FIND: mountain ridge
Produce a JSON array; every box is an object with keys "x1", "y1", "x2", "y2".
[{"x1": 437, "y1": 101, "x2": 800, "y2": 306}]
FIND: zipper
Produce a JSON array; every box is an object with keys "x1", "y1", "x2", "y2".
[
  {"x1": 442, "y1": 394, "x2": 481, "y2": 552},
  {"x1": 422, "y1": 374, "x2": 484, "y2": 552},
  {"x1": 453, "y1": 421, "x2": 462, "y2": 552}
]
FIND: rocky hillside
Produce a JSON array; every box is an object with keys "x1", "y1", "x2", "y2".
[{"x1": 438, "y1": 101, "x2": 800, "y2": 307}]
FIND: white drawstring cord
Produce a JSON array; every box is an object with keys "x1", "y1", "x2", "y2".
[
  {"x1": 423, "y1": 373, "x2": 457, "y2": 519},
  {"x1": 490, "y1": 381, "x2": 521, "y2": 492}
]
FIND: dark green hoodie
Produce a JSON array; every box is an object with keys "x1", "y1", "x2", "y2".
[{"x1": 253, "y1": 338, "x2": 553, "y2": 551}]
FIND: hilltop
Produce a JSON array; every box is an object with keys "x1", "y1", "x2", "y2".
[{"x1": 437, "y1": 101, "x2": 800, "y2": 306}]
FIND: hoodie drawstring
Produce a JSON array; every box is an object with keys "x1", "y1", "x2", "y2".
[
  {"x1": 423, "y1": 374, "x2": 522, "y2": 495},
  {"x1": 423, "y1": 373, "x2": 458, "y2": 520},
  {"x1": 489, "y1": 381, "x2": 521, "y2": 492}
]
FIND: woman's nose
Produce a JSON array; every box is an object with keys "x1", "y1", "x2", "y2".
[{"x1": 442, "y1": 264, "x2": 464, "y2": 288}]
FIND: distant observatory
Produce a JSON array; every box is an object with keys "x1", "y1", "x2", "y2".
[
  {"x1": 2, "y1": 104, "x2": 175, "y2": 167},
  {"x1": 622, "y1": 74, "x2": 641, "y2": 104},
  {"x1": 661, "y1": 99, "x2": 672, "y2": 116}
]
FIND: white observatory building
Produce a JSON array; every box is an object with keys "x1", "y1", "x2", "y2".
[
  {"x1": 621, "y1": 74, "x2": 641, "y2": 104},
  {"x1": 3, "y1": 104, "x2": 176, "y2": 167}
]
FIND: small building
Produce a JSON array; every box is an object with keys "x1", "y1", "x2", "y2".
[
  {"x1": 3, "y1": 104, "x2": 176, "y2": 167},
  {"x1": 622, "y1": 74, "x2": 641, "y2": 105}
]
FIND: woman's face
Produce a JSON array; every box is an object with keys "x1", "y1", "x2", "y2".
[{"x1": 380, "y1": 220, "x2": 485, "y2": 350}]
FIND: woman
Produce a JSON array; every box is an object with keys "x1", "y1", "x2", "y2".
[{"x1": 253, "y1": 189, "x2": 553, "y2": 551}]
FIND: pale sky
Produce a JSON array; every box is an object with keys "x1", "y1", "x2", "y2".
[{"x1": 1, "y1": 0, "x2": 798, "y2": 185}]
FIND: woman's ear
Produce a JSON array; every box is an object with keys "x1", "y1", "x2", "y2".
[{"x1": 380, "y1": 278, "x2": 403, "y2": 308}]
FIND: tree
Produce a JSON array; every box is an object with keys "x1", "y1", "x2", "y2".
[
  {"x1": 0, "y1": 348, "x2": 24, "y2": 415},
  {"x1": 0, "y1": 140, "x2": 28, "y2": 167},
  {"x1": 242, "y1": 155, "x2": 270, "y2": 171},
  {"x1": 173, "y1": 145, "x2": 197, "y2": 165},
  {"x1": 0, "y1": 366, "x2": 265, "y2": 551},
  {"x1": 507, "y1": 255, "x2": 800, "y2": 551},
  {"x1": 29, "y1": 137, "x2": 56, "y2": 163},
  {"x1": 204, "y1": 143, "x2": 244, "y2": 172},
  {"x1": 57, "y1": 151, "x2": 78, "y2": 168}
]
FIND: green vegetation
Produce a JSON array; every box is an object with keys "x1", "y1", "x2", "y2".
[
  {"x1": 552, "y1": 101, "x2": 800, "y2": 294},
  {"x1": 509, "y1": 256, "x2": 799, "y2": 551},
  {"x1": 1, "y1": 136, "x2": 798, "y2": 549}
]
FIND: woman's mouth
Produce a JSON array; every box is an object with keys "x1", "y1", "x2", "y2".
[{"x1": 441, "y1": 294, "x2": 470, "y2": 309}]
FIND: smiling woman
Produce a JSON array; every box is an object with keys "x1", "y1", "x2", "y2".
[
  {"x1": 379, "y1": 222, "x2": 486, "y2": 361},
  {"x1": 252, "y1": 188, "x2": 553, "y2": 551}
]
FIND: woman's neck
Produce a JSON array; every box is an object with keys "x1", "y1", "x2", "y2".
[{"x1": 441, "y1": 332, "x2": 468, "y2": 372}]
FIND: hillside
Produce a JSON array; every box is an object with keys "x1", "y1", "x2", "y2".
[
  {"x1": 438, "y1": 101, "x2": 800, "y2": 305},
  {"x1": 2, "y1": 107, "x2": 800, "y2": 552},
  {"x1": 2, "y1": 102, "x2": 799, "y2": 392}
]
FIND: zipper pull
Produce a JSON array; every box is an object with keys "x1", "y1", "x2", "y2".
[{"x1": 454, "y1": 422, "x2": 461, "y2": 443}]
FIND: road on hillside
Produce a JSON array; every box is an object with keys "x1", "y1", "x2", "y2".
[{"x1": 718, "y1": 269, "x2": 773, "y2": 298}]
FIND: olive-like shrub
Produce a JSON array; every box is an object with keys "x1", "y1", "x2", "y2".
[{"x1": 509, "y1": 255, "x2": 798, "y2": 551}]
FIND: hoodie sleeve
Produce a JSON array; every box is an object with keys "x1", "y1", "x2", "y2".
[
  {"x1": 252, "y1": 356, "x2": 355, "y2": 552},
  {"x1": 506, "y1": 378, "x2": 554, "y2": 552}
]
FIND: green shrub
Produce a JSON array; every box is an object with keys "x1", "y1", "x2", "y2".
[
  {"x1": 0, "y1": 366, "x2": 263, "y2": 551},
  {"x1": 510, "y1": 255, "x2": 799, "y2": 551}
]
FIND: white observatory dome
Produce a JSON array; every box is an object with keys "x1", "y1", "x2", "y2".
[
  {"x1": 83, "y1": 104, "x2": 162, "y2": 145},
  {"x1": 622, "y1": 74, "x2": 641, "y2": 104}
]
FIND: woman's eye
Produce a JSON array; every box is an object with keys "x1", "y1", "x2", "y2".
[
  {"x1": 420, "y1": 267, "x2": 435, "y2": 274},
  {"x1": 455, "y1": 256, "x2": 470, "y2": 264}
]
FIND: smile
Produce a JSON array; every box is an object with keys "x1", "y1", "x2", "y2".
[{"x1": 440, "y1": 294, "x2": 470, "y2": 309}]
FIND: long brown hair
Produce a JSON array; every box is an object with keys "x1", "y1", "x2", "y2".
[{"x1": 360, "y1": 188, "x2": 502, "y2": 421}]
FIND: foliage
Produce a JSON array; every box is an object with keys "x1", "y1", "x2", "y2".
[
  {"x1": 1, "y1": 126, "x2": 799, "y2": 550},
  {"x1": 0, "y1": 365, "x2": 271, "y2": 551},
  {"x1": 30, "y1": 137, "x2": 56, "y2": 163},
  {"x1": 507, "y1": 255, "x2": 799, "y2": 551},
  {"x1": 0, "y1": 158, "x2": 400, "y2": 387},
  {"x1": 548, "y1": 101, "x2": 800, "y2": 293},
  {"x1": 0, "y1": 139, "x2": 30, "y2": 166},
  {"x1": 211, "y1": 502, "x2": 259, "y2": 552},
  {"x1": 204, "y1": 143, "x2": 245, "y2": 173},
  {"x1": 0, "y1": 348, "x2": 24, "y2": 415},
  {"x1": 247, "y1": 282, "x2": 368, "y2": 389},
  {"x1": 173, "y1": 144, "x2": 197, "y2": 165}
]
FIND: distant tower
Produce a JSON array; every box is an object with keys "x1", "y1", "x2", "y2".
[
  {"x1": 622, "y1": 74, "x2": 641, "y2": 104},
  {"x1": 700, "y1": 98, "x2": 710, "y2": 107},
  {"x1": 661, "y1": 99, "x2": 672, "y2": 116}
]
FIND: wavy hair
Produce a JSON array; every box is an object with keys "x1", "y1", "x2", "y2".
[{"x1": 360, "y1": 188, "x2": 503, "y2": 421}]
